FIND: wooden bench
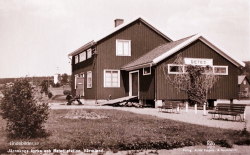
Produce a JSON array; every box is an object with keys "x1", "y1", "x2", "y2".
[
  {"x1": 208, "y1": 103, "x2": 246, "y2": 121},
  {"x1": 158, "y1": 101, "x2": 181, "y2": 113}
]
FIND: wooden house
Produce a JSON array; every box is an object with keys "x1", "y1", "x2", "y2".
[
  {"x1": 238, "y1": 75, "x2": 250, "y2": 98},
  {"x1": 68, "y1": 17, "x2": 245, "y2": 107}
]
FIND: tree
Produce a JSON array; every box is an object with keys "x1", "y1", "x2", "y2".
[
  {"x1": 61, "y1": 73, "x2": 69, "y2": 85},
  {"x1": 0, "y1": 78, "x2": 50, "y2": 138},
  {"x1": 164, "y1": 54, "x2": 220, "y2": 105}
]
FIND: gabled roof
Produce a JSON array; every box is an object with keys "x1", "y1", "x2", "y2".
[
  {"x1": 68, "y1": 16, "x2": 173, "y2": 56},
  {"x1": 238, "y1": 75, "x2": 246, "y2": 84},
  {"x1": 121, "y1": 33, "x2": 245, "y2": 71}
]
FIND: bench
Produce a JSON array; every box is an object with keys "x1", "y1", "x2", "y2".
[
  {"x1": 158, "y1": 101, "x2": 181, "y2": 113},
  {"x1": 208, "y1": 103, "x2": 246, "y2": 121}
]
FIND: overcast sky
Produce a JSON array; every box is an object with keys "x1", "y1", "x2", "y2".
[{"x1": 0, "y1": 0, "x2": 249, "y2": 78}]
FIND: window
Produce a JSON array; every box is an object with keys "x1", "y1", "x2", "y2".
[
  {"x1": 116, "y1": 40, "x2": 131, "y2": 56},
  {"x1": 75, "y1": 55, "x2": 78, "y2": 64},
  {"x1": 87, "y1": 71, "x2": 92, "y2": 88},
  {"x1": 87, "y1": 49, "x2": 92, "y2": 59},
  {"x1": 143, "y1": 67, "x2": 151, "y2": 75},
  {"x1": 104, "y1": 70, "x2": 120, "y2": 87},
  {"x1": 74, "y1": 74, "x2": 79, "y2": 89},
  {"x1": 243, "y1": 80, "x2": 246, "y2": 85},
  {"x1": 213, "y1": 66, "x2": 228, "y2": 75},
  {"x1": 168, "y1": 64, "x2": 186, "y2": 74},
  {"x1": 79, "y1": 52, "x2": 86, "y2": 62}
]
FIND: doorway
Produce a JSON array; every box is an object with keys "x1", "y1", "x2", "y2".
[
  {"x1": 76, "y1": 77, "x2": 84, "y2": 97},
  {"x1": 129, "y1": 71, "x2": 139, "y2": 96}
]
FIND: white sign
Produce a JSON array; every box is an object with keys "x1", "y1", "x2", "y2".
[{"x1": 184, "y1": 58, "x2": 213, "y2": 66}]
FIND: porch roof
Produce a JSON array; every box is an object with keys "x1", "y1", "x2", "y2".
[{"x1": 121, "y1": 33, "x2": 245, "y2": 71}]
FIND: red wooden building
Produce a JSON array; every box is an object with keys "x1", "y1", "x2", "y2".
[{"x1": 68, "y1": 17, "x2": 245, "y2": 107}]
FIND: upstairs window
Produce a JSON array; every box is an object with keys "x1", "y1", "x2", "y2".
[
  {"x1": 116, "y1": 40, "x2": 131, "y2": 56},
  {"x1": 87, "y1": 49, "x2": 92, "y2": 59},
  {"x1": 87, "y1": 71, "x2": 92, "y2": 88},
  {"x1": 75, "y1": 55, "x2": 79, "y2": 64},
  {"x1": 104, "y1": 70, "x2": 120, "y2": 87},
  {"x1": 79, "y1": 52, "x2": 86, "y2": 62}
]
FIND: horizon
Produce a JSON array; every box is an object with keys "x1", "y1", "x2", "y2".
[{"x1": 0, "y1": 0, "x2": 249, "y2": 78}]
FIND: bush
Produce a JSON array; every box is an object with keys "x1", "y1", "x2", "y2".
[
  {"x1": 0, "y1": 78, "x2": 50, "y2": 138},
  {"x1": 48, "y1": 92, "x2": 53, "y2": 99},
  {"x1": 63, "y1": 90, "x2": 71, "y2": 95}
]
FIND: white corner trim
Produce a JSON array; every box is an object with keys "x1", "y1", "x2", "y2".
[{"x1": 152, "y1": 33, "x2": 202, "y2": 64}]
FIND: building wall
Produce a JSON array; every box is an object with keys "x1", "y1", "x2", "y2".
[
  {"x1": 71, "y1": 55, "x2": 97, "y2": 99},
  {"x1": 96, "y1": 20, "x2": 170, "y2": 99},
  {"x1": 156, "y1": 40, "x2": 240, "y2": 100}
]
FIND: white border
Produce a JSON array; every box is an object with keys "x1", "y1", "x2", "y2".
[
  {"x1": 213, "y1": 66, "x2": 228, "y2": 75},
  {"x1": 116, "y1": 39, "x2": 131, "y2": 56},
  {"x1": 87, "y1": 71, "x2": 92, "y2": 88},
  {"x1": 168, "y1": 64, "x2": 186, "y2": 74},
  {"x1": 87, "y1": 49, "x2": 92, "y2": 59},
  {"x1": 79, "y1": 52, "x2": 86, "y2": 62},
  {"x1": 129, "y1": 70, "x2": 139, "y2": 96},
  {"x1": 143, "y1": 67, "x2": 151, "y2": 75},
  {"x1": 103, "y1": 69, "x2": 120, "y2": 88}
]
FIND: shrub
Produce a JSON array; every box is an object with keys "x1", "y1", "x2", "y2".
[
  {"x1": 48, "y1": 92, "x2": 53, "y2": 99},
  {"x1": 55, "y1": 82, "x2": 61, "y2": 87},
  {"x1": 63, "y1": 90, "x2": 71, "y2": 95},
  {"x1": 0, "y1": 78, "x2": 50, "y2": 138}
]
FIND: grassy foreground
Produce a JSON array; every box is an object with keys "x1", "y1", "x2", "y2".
[{"x1": 0, "y1": 109, "x2": 250, "y2": 153}]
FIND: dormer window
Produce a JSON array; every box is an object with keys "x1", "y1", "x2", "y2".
[
  {"x1": 87, "y1": 49, "x2": 92, "y2": 59},
  {"x1": 75, "y1": 55, "x2": 78, "y2": 64},
  {"x1": 116, "y1": 39, "x2": 131, "y2": 56},
  {"x1": 79, "y1": 52, "x2": 86, "y2": 62}
]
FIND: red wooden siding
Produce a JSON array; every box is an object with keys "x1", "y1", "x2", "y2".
[
  {"x1": 156, "y1": 40, "x2": 240, "y2": 100},
  {"x1": 71, "y1": 56, "x2": 97, "y2": 99},
  {"x1": 95, "y1": 21, "x2": 169, "y2": 99}
]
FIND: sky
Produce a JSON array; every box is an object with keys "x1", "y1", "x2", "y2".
[{"x1": 0, "y1": 0, "x2": 249, "y2": 78}]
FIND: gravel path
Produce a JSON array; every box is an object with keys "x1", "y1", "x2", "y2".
[{"x1": 49, "y1": 102, "x2": 250, "y2": 131}]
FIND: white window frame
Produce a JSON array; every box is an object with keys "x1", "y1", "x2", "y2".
[
  {"x1": 87, "y1": 71, "x2": 92, "y2": 88},
  {"x1": 143, "y1": 67, "x2": 151, "y2": 75},
  {"x1": 168, "y1": 64, "x2": 186, "y2": 74},
  {"x1": 75, "y1": 55, "x2": 78, "y2": 64},
  {"x1": 103, "y1": 69, "x2": 120, "y2": 88},
  {"x1": 213, "y1": 66, "x2": 228, "y2": 75},
  {"x1": 116, "y1": 39, "x2": 131, "y2": 56},
  {"x1": 79, "y1": 52, "x2": 86, "y2": 62},
  {"x1": 87, "y1": 49, "x2": 92, "y2": 59}
]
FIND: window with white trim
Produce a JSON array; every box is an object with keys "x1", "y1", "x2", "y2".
[
  {"x1": 143, "y1": 67, "x2": 151, "y2": 75},
  {"x1": 87, "y1": 49, "x2": 92, "y2": 59},
  {"x1": 168, "y1": 64, "x2": 186, "y2": 74},
  {"x1": 79, "y1": 52, "x2": 86, "y2": 62},
  {"x1": 213, "y1": 66, "x2": 228, "y2": 75},
  {"x1": 75, "y1": 55, "x2": 79, "y2": 64},
  {"x1": 104, "y1": 70, "x2": 120, "y2": 87},
  {"x1": 116, "y1": 40, "x2": 131, "y2": 56},
  {"x1": 87, "y1": 71, "x2": 92, "y2": 88}
]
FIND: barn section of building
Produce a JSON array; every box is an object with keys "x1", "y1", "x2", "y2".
[{"x1": 68, "y1": 16, "x2": 245, "y2": 107}]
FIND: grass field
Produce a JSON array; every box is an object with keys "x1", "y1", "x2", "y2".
[{"x1": 0, "y1": 109, "x2": 250, "y2": 153}]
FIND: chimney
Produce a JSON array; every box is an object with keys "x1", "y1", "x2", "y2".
[{"x1": 114, "y1": 19, "x2": 124, "y2": 27}]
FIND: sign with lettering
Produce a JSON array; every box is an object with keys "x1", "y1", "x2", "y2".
[{"x1": 184, "y1": 58, "x2": 213, "y2": 66}]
